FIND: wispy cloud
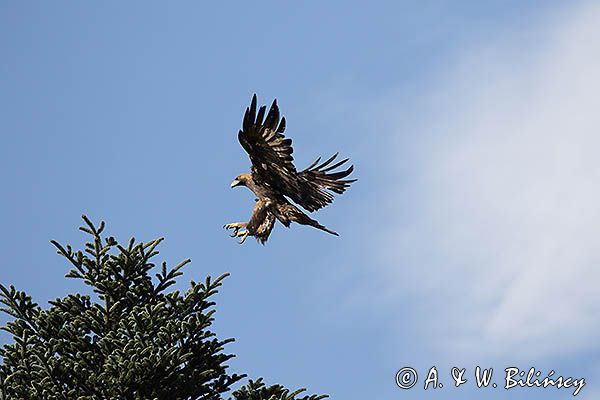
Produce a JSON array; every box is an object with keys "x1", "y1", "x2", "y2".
[{"x1": 379, "y1": 2, "x2": 600, "y2": 361}]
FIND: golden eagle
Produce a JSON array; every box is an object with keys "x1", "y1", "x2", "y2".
[{"x1": 224, "y1": 94, "x2": 356, "y2": 244}]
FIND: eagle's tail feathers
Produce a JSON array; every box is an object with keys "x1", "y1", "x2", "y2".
[
  {"x1": 290, "y1": 209, "x2": 339, "y2": 236},
  {"x1": 314, "y1": 223, "x2": 339, "y2": 236}
]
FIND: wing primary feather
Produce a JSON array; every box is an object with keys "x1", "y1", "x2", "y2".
[
  {"x1": 277, "y1": 117, "x2": 286, "y2": 133},
  {"x1": 271, "y1": 101, "x2": 280, "y2": 130},
  {"x1": 326, "y1": 165, "x2": 354, "y2": 179},
  {"x1": 256, "y1": 105, "x2": 266, "y2": 126},
  {"x1": 305, "y1": 157, "x2": 322, "y2": 170},
  {"x1": 321, "y1": 158, "x2": 349, "y2": 172},
  {"x1": 250, "y1": 94, "x2": 257, "y2": 121},
  {"x1": 264, "y1": 99, "x2": 278, "y2": 129},
  {"x1": 313, "y1": 153, "x2": 339, "y2": 170},
  {"x1": 243, "y1": 107, "x2": 251, "y2": 131}
]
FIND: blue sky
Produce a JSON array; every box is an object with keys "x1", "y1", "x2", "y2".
[{"x1": 1, "y1": 1, "x2": 598, "y2": 399}]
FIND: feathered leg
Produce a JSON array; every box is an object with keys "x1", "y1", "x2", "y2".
[{"x1": 224, "y1": 199, "x2": 274, "y2": 244}]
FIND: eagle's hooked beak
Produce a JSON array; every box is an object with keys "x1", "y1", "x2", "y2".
[{"x1": 230, "y1": 179, "x2": 241, "y2": 188}]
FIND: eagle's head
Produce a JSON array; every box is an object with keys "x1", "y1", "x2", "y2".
[{"x1": 231, "y1": 173, "x2": 251, "y2": 188}]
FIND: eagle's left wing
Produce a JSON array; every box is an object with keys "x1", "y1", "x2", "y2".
[{"x1": 293, "y1": 153, "x2": 355, "y2": 211}]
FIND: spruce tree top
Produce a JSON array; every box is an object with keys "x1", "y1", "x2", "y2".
[{"x1": 0, "y1": 216, "x2": 326, "y2": 400}]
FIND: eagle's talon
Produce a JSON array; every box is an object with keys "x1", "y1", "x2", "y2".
[
  {"x1": 224, "y1": 223, "x2": 250, "y2": 243},
  {"x1": 224, "y1": 222, "x2": 247, "y2": 230},
  {"x1": 236, "y1": 229, "x2": 249, "y2": 244}
]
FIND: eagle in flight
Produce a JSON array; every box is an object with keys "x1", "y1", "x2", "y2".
[{"x1": 224, "y1": 94, "x2": 356, "y2": 244}]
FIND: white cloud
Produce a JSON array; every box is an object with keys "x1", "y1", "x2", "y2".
[{"x1": 382, "y1": 2, "x2": 600, "y2": 361}]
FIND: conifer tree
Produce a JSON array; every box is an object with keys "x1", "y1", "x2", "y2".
[{"x1": 0, "y1": 216, "x2": 326, "y2": 400}]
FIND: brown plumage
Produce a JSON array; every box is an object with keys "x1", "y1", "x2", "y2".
[{"x1": 224, "y1": 94, "x2": 356, "y2": 244}]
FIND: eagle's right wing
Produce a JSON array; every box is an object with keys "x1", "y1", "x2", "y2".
[{"x1": 238, "y1": 94, "x2": 299, "y2": 192}]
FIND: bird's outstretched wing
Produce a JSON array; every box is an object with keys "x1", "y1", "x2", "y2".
[
  {"x1": 238, "y1": 94, "x2": 355, "y2": 212},
  {"x1": 238, "y1": 94, "x2": 297, "y2": 192},
  {"x1": 294, "y1": 153, "x2": 355, "y2": 211}
]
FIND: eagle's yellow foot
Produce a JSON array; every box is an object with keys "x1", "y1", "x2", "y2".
[
  {"x1": 224, "y1": 222, "x2": 248, "y2": 237},
  {"x1": 235, "y1": 229, "x2": 250, "y2": 244}
]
